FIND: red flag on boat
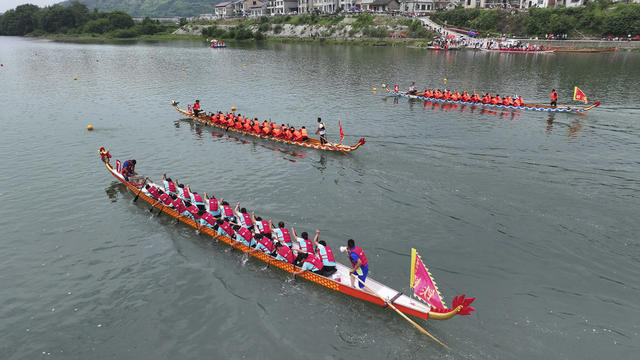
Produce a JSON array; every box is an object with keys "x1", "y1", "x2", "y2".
[
  {"x1": 338, "y1": 119, "x2": 344, "y2": 144},
  {"x1": 410, "y1": 248, "x2": 446, "y2": 311},
  {"x1": 573, "y1": 86, "x2": 588, "y2": 104}
]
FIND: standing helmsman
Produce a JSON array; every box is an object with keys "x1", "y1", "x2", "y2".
[
  {"x1": 345, "y1": 239, "x2": 368, "y2": 288},
  {"x1": 550, "y1": 89, "x2": 558, "y2": 107},
  {"x1": 121, "y1": 159, "x2": 136, "y2": 181},
  {"x1": 192, "y1": 100, "x2": 202, "y2": 117},
  {"x1": 315, "y1": 117, "x2": 327, "y2": 145}
]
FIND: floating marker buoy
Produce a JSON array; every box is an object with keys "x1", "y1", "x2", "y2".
[
  {"x1": 242, "y1": 64, "x2": 246, "y2": 66},
  {"x1": 87, "y1": 125, "x2": 93, "y2": 131},
  {"x1": 96, "y1": 59, "x2": 99, "y2": 62},
  {"x1": 1, "y1": 64, "x2": 3, "y2": 67},
  {"x1": 231, "y1": 106, "x2": 236, "y2": 111},
  {"x1": 373, "y1": 87, "x2": 377, "y2": 91},
  {"x1": 182, "y1": 68, "x2": 185, "y2": 71},
  {"x1": 74, "y1": 77, "x2": 77, "y2": 80}
]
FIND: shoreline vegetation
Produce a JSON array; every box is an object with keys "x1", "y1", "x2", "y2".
[{"x1": 1, "y1": 2, "x2": 638, "y2": 49}]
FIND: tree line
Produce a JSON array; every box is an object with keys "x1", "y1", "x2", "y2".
[
  {"x1": 0, "y1": 2, "x2": 170, "y2": 38},
  {"x1": 431, "y1": 1, "x2": 640, "y2": 38}
]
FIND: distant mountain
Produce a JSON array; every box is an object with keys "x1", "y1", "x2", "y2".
[{"x1": 58, "y1": 0, "x2": 222, "y2": 17}]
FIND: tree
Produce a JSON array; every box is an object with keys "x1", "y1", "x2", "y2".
[
  {"x1": 107, "y1": 10, "x2": 133, "y2": 30},
  {"x1": 0, "y1": 4, "x2": 40, "y2": 35}
]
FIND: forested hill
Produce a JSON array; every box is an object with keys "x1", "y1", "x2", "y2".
[{"x1": 58, "y1": 0, "x2": 221, "y2": 17}]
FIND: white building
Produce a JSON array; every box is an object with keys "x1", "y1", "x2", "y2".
[
  {"x1": 268, "y1": 0, "x2": 299, "y2": 14},
  {"x1": 215, "y1": 2, "x2": 234, "y2": 17},
  {"x1": 402, "y1": 0, "x2": 437, "y2": 13}
]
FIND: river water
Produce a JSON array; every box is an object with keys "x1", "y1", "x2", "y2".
[{"x1": 1, "y1": 36, "x2": 639, "y2": 359}]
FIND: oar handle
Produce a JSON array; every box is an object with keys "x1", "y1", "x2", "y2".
[{"x1": 133, "y1": 177, "x2": 149, "y2": 202}]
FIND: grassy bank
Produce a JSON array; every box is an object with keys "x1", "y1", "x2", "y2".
[{"x1": 431, "y1": 1, "x2": 640, "y2": 38}]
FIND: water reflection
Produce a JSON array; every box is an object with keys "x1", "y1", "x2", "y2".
[
  {"x1": 105, "y1": 182, "x2": 126, "y2": 202},
  {"x1": 545, "y1": 114, "x2": 584, "y2": 137}
]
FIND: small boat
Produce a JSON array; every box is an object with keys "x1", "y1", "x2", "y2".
[
  {"x1": 170, "y1": 101, "x2": 366, "y2": 153},
  {"x1": 98, "y1": 147, "x2": 475, "y2": 325},
  {"x1": 553, "y1": 47, "x2": 617, "y2": 53},
  {"x1": 426, "y1": 45, "x2": 459, "y2": 51},
  {"x1": 382, "y1": 85, "x2": 600, "y2": 114},
  {"x1": 210, "y1": 39, "x2": 226, "y2": 48}
]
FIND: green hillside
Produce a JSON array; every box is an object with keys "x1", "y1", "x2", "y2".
[{"x1": 59, "y1": 0, "x2": 221, "y2": 17}]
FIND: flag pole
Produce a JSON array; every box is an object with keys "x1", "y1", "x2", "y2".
[{"x1": 350, "y1": 274, "x2": 450, "y2": 350}]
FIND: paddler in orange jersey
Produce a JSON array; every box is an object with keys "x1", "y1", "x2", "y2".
[
  {"x1": 243, "y1": 118, "x2": 252, "y2": 132},
  {"x1": 442, "y1": 90, "x2": 452, "y2": 100},
  {"x1": 300, "y1": 126, "x2": 308, "y2": 141},
  {"x1": 262, "y1": 121, "x2": 271, "y2": 136},
  {"x1": 482, "y1": 93, "x2": 490, "y2": 104},
  {"x1": 491, "y1": 94, "x2": 501, "y2": 105},
  {"x1": 503, "y1": 95, "x2": 513, "y2": 106},
  {"x1": 272, "y1": 124, "x2": 282, "y2": 138},
  {"x1": 451, "y1": 91, "x2": 461, "y2": 101},
  {"x1": 471, "y1": 92, "x2": 481, "y2": 103},
  {"x1": 284, "y1": 127, "x2": 293, "y2": 140},
  {"x1": 550, "y1": 89, "x2": 558, "y2": 107},
  {"x1": 462, "y1": 91, "x2": 471, "y2": 102},
  {"x1": 514, "y1": 95, "x2": 524, "y2": 107},
  {"x1": 252, "y1": 119, "x2": 261, "y2": 134},
  {"x1": 425, "y1": 89, "x2": 434, "y2": 98},
  {"x1": 292, "y1": 127, "x2": 303, "y2": 141},
  {"x1": 234, "y1": 119, "x2": 243, "y2": 130},
  {"x1": 434, "y1": 89, "x2": 443, "y2": 99}
]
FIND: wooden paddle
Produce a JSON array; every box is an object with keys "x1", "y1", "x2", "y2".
[
  {"x1": 133, "y1": 177, "x2": 149, "y2": 202},
  {"x1": 350, "y1": 274, "x2": 450, "y2": 350}
]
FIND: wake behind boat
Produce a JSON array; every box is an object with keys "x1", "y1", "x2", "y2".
[
  {"x1": 171, "y1": 101, "x2": 365, "y2": 153},
  {"x1": 99, "y1": 147, "x2": 474, "y2": 335},
  {"x1": 382, "y1": 84, "x2": 600, "y2": 115}
]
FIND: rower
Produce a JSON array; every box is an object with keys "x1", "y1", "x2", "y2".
[
  {"x1": 144, "y1": 184, "x2": 160, "y2": 199},
  {"x1": 284, "y1": 127, "x2": 293, "y2": 140},
  {"x1": 234, "y1": 225, "x2": 255, "y2": 247},
  {"x1": 271, "y1": 221, "x2": 292, "y2": 247},
  {"x1": 204, "y1": 192, "x2": 221, "y2": 217},
  {"x1": 345, "y1": 239, "x2": 368, "y2": 288},
  {"x1": 275, "y1": 242, "x2": 295, "y2": 264},
  {"x1": 292, "y1": 128, "x2": 303, "y2": 142},
  {"x1": 243, "y1": 119, "x2": 252, "y2": 132},
  {"x1": 218, "y1": 198, "x2": 235, "y2": 222},
  {"x1": 158, "y1": 189, "x2": 173, "y2": 207},
  {"x1": 199, "y1": 211, "x2": 216, "y2": 228},
  {"x1": 550, "y1": 89, "x2": 558, "y2": 107},
  {"x1": 192, "y1": 100, "x2": 201, "y2": 117},
  {"x1": 252, "y1": 212, "x2": 271, "y2": 235},
  {"x1": 407, "y1": 81, "x2": 417, "y2": 95},
  {"x1": 291, "y1": 227, "x2": 316, "y2": 266},
  {"x1": 175, "y1": 183, "x2": 190, "y2": 201},
  {"x1": 313, "y1": 230, "x2": 337, "y2": 276},
  {"x1": 300, "y1": 126, "x2": 308, "y2": 141},
  {"x1": 235, "y1": 203, "x2": 254, "y2": 229},
  {"x1": 315, "y1": 117, "x2": 327, "y2": 145},
  {"x1": 172, "y1": 196, "x2": 187, "y2": 215},
  {"x1": 252, "y1": 120, "x2": 261, "y2": 134},
  {"x1": 161, "y1": 173, "x2": 177, "y2": 194},
  {"x1": 255, "y1": 233, "x2": 276, "y2": 255},
  {"x1": 293, "y1": 253, "x2": 324, "y2": 275},
  {"x1": 262, "y1": 121, "x2": 271, "y2": 136},
  {"x1": 183, "y1": 201, "x2": 201, "y2": 220},
  {"x1": 272, "y1": 125, "x2": 282, "y2": 138},
  {"x1": 216, "y1": 219, "x2": 235, "y2": 238},
  {"x1": 121, "y1": 159, "x2": 136, "y2": 181},
  {"x1": 188, "y1": 187, "x2": 205, "y2": 209}
]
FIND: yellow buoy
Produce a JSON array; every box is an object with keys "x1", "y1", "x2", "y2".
[
  {"x1": 87, "y1": 125, "x2": 93, "y2": 131},
  {"x1": 242, "y1": 64, "x2": 246, "y2": 67},
  {"x1": 182, "y1": 68, "x2": 185, "y2": 72},
  {"x1": 231, "y1": 106, "x2": 236, "y2": 111},
  {"x1": 373, "y1": 87, "x2": 377, "y2": 92},
  {"x1": 73, "y1": 77, "x2": 77, "y2": 80}
]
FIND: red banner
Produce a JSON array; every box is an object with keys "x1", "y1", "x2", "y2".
[
  {"x1": 573, "y1": 86, "x2": 588, "y2": 104},
  {"x1": 338, "y1": 119, "x2": 344, "y2": 144},
  {"x1": 410, "y1": 248, "x2": 446, "y2": 310}
]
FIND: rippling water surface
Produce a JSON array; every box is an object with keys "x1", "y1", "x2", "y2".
[{"x1": 1, "y1": 36, "x2": 639, "y2": 359}]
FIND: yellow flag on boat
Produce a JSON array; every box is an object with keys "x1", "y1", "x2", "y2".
[
  {"x1": 410, "y1": 248, "x2": 446, "y2": 310},
  {"x1": 573, "y1": 87, "x2": 588, "y2": 104}
]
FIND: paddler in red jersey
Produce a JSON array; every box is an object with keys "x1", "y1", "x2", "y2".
[
  {"x1": 471, "y1": 93, "x2": 480, "y2": 103},
  {"x1": 313, "y1": 230, "x2": 337, "y2": 276},
  {"x1": 513, "y1": 95, "x2": 524, "y2": 107},
  {"x1": 192, "y1": 100, "x2": 201, "y2": 117},
  {"x1": 272, "y1": 125, "x2": 282, "y2": 138},
  {"x1": 482, "y1": 93, "x2": 491, "y2": 104},
  {"x1": 462, "y1": 91, "x2": 471, "y2": 102},
  {"x1": 300, "y1": 126, "x2": 308, "y2": 141},
  {"x1": 451, "y1": 91, "x2": 461, "y2": 101},
  {"x1": 243, "y1": 118, "x2": 252, "y2": 131},
  {"x1": 262, "y1": 121, "x2": 271, "y2": 136},
  {"x1": 550, "y1": 89, "x2": 558, "y2": 107},
  {"x1": 252, "y1": 120, "x2": 261, "y2": 134},
  {"x1": 293, "y1": 253, "x2": 324, "y2": 275},
  {"x1": 434, "y1": 89, "x2": 443, "y2": 99},
  {"x1": 342, "y1": 239, "x2": 368, "y2": 288},
  {"x1": 425, "y1": 89, "x2": 434, "y2": 98},
  {"x1": 503, "y1": 95, "x2": 513, "y2": 106}
]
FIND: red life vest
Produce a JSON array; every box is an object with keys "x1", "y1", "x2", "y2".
[
  {"x1": 257, "y1": 220, "x2": 271, "y2": 234},
  {"x1": 258, "y1": 237, "x2": 275, "y2": 253},
  {"x1": 237, "y1": 227, "x2": 252, "y2": 242},
  {"x1": 301, "y1": 128, "x2": 308, "y2": 138},
  {"x1": 192, "y1": 193, "x2": 203, "y2": 204},
  {"x1": 305, "y1": 254, "x2": 324, "y2": 271},
  {"x1": 277, "y1": 245, "x2": 295, "y2": 264},
  {"x1": 186, "y1": 205, "x2": 200, "y2": 219},
  {"x1": 220, "y1": 221, "x2": 234, "y2": 237},
  {"x1": 349, "y1": 246, "x2": 368, "y2": 267},
  {"x1": 208, "y1": 198, "x2": 219, "y2": 211},
  {"x1": 200, "y1": 212, "x2": 215, "y2": 226},
  {"x1": 167, "y1": 181, "x2": 177, "y2": 193},
  {"x1": 193, "y1": 102, "x2": 200, "y2": 110},
  {"x1": 180, "y1": 187, "x2": 190, "y2": 199},
  {"x1": 240, "y1": 212, "x2": 253, "y2": 227},
  {"x1": 299, "y1": 238, "x2": 313, "y2": 253},
  {"x1": 159, "y1": 193, "x2": 172, "y2": 205},
  {"x1": 222, "y1": 205, "x2": 233, "y2": 217},
  {"x1": 551, "y1": 91, "x2": 558, "y2": 101},
  {"x1": 276, "y1": 228, "x2": 291, "y2": 244},
  {"x1": 173, "y1": 199, "x2": 186, "y2": 213},
  {"x1": 318, "y1": 245, "x2": 335, "y2": 264},
  {"x1": 148, "y1": 186, "x2": 160, "y2": 199}
]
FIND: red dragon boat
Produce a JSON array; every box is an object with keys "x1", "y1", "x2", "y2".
[
  {"x1": 99, "y1": 147, "x2": 474, "y2": 328},
  {"x1": 171, "y1": 101, "x2": 366, "y2": 153}
]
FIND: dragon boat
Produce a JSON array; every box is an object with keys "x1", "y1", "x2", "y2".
[
  {"x1": 99, "y1": 147, "x2": 474, "y2": 326},
  {"x1": 382, "y1": 84, "x2": 600, "y2": 114},
  {"x1": 480, "y1": 48, "x2": 554, "y2": 54},
  {"x1": 171, "y1": 101, "x2": 365, "y2": 153},
  {"x1": 553, "y1": 47, "x2": 617, "y2": 53}
]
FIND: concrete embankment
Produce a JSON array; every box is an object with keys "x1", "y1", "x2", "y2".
[{"x1": 513, "y1": 39, "x2": 640, "y2": 50}]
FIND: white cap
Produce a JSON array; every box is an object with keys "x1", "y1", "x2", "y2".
[{"x1": 339, "y1": 246, "x2": 348, "y2": 253}]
